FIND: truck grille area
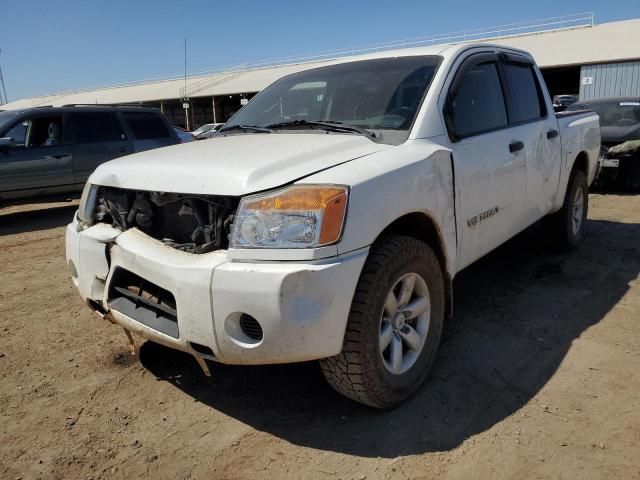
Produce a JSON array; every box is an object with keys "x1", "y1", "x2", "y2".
[
  {"x1": 94, "y1": 187, "x2": 238, "y2": 253},
  {"x1": 107, "y1": 268, "x2": 179, "y2": 338}
]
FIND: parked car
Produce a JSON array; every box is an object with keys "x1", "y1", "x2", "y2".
[
  {"x1": 67, "y1": 44, "x2": 599, "y2": 408},
  {"x1": 173, "y1": 126, "x2": 195, "y2": 143},
  {"x1": 567, "y1": 97, "x2": 640, "y2": 190},
  {"x1": 0, "y1": 105, "x2": 180, "y2": 202},
  {"x1": 193, "y1": 123, "x2": 225, "y2": 140},
  {"x1": 191, "y1": 124, "x2": 212, "y2": 137},
  {"x1": 552, "y1": 94, "x2": 578, "y2": 112}
]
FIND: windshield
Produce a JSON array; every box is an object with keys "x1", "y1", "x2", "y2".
[
  {"x1": 568, "y1": 101, "x2": 640, "y2": 127},
  {"x1": 222, "y1": 56, "x2": 441, "y2": 145}
]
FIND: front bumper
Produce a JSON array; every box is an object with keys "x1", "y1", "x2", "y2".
[{"x1": 65, "y1": 215, "x2": 367, "y2": 365}]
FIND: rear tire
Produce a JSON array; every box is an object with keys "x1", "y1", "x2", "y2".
[
  {"x1": 320, "y1": 235, "x2": 444, "y2": 409},
  {"x1": 543, "y1": 170, "x2": 588, "y2": 250}
]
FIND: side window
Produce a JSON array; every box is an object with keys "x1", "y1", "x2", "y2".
[
  {"x1": 448, "y1": 61, "x2": 508, "y2": 138},
  {"x1": 122, "y1": 112, "x2": 170, "y2": 140},
  {"x1": 25, "y1": 115, "x2": 65, "y2": 148},
  {"x1": 71, "y1": 112, "x2": 125, "y2": 144},
  {"x1": 503, "y1": 62, "x2": 545, "y2": 123},
  {"x1": 4, "y1": 120, "x2": 28, "y2": 148}
]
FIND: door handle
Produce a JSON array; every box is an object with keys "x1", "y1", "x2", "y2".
[
  {"x1": 547, "y1": 129, "x2": 559, "y2": 139},
  {"x1": 509, "y1": 141, "x2": 524, "y2": 153}
]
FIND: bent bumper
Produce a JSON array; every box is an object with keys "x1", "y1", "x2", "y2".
[{"x1": 66, "y1": 216, "x2": 367, "y2": 365}]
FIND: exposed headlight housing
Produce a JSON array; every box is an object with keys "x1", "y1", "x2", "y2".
[
  {"x1": 77, "y1": 183, "x2": 98, "y2": 225},
  {"x1": 231, "y1": 185, "x2": 348, "y2": 249}
]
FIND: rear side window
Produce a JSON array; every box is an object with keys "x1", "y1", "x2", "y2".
[
  {"x1": 71, "y1": 112, "x2": 124, "y2": 143},
  {"x1": 449, "y1": 61, "x2": 508, "y2": 138},
  {"x1": 503, "y1": 62, "x2": 545, "y2": 123},
  {"x1": 122, "y1": 112, "x2": 170, "y2": 139}
]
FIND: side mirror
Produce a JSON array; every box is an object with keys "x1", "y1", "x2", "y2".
[{"x1": 0, "y1": 137, "x2": 11, "y2": 153}]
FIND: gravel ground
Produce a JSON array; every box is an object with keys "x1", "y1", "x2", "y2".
[{"x1": 0, "y1": 193, "x2": 639, "y2": 480}]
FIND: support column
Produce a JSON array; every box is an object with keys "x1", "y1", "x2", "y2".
[{"x1": 212, "y1": 97, "x2": 217, "y2": 124}]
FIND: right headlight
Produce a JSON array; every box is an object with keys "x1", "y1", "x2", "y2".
[
  {"x1": 230, "y1": 185, "x2": 349, "y2": 249},
  {"x1": 77, "y1": 183, "x2": 98, "y2": 225}
]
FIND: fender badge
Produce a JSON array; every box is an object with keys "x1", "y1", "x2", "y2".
[{"x1": 468, "y1": 206, "x2": 499, "y2": 227}]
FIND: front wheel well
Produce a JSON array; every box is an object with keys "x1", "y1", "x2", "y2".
[
  {"x1": 377, "y1": 212, "x2": 446, "y2": 273},
  {"x1": 375, "y1": 212, "x2": 453, "y2": 321}
]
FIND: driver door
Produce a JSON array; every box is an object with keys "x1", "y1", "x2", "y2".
[
  {"x1": 0, "y1": 113, "x2": 74, "y2": 195},
  {"x1": 443, "y1": 52, "x2": 527, "y2": 270}
]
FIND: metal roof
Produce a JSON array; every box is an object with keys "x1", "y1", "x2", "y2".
[{"x1": 3, "y1": 17, "x2": 640, "y2": 110}]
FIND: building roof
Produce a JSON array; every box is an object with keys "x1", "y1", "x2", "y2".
[
  {"x1": 3, "y1": 17, "x2": 640, "y2": 110},
  {"x1": 490, "y1": 18, "x2": 640, "y2": 67}
]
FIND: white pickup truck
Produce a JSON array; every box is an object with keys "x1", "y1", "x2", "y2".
[{"x1": 66, "y1": 43, "x2": 600, "y2": 408}]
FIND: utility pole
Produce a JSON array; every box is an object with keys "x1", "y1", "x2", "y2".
[
  {"x1": 183, "y1": 37, "x2": 190, "y2": 130},
  {"x1": 0, "y1": 49, "x2": 8, "y2": 105}
]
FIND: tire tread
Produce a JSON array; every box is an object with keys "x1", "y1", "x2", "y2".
[{"x1": 320, "y1": 234, "x2": 443, "y2": 408}]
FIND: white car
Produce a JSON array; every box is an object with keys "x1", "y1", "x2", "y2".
[{"x1": 66, "y1": 43, "x2": 599, "y2": 408}]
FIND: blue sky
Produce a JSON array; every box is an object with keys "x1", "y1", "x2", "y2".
[{"x1": 1, "y1": 0, "x2": 639, "y2": 101}]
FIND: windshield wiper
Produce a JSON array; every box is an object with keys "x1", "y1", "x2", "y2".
[
  {"x1": 265, "y1": 120, "x2": 376, "y2": 138},
  {"x1": 219, "y1": 124, "x2": 272, "y2": 134}
]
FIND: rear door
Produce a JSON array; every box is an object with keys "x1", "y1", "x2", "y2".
[
  {"x1": 0, "y1": 112, "x2": 74, "y2": 195},
  {"x1": 120, "y1": 111, "x2": 177, "y2": 152},
  {"x1": 499, "y1": 53, "x2": 562, "y2": 223},
  {"x1": 69, "y1": 111, "x2": 133, "y2": 183}
]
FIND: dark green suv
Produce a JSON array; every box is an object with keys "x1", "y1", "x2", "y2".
[{"x1": 0, "y1": 105, "x2": 180, "y2": 201}]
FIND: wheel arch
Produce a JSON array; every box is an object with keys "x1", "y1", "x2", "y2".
[
  {"x1": 374, "y1": 211, "x2": 454, "y2": 322},
  {"x1": 572, "y1": 151, "x2": 589, "y2": 176}
]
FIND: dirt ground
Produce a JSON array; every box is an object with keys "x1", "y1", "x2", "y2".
[{"x1": 0, "y1": 193, "x2": 639, "y2": 480}]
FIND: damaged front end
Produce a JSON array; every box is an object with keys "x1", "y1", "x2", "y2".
[
  {"x1": 69, "y1": 182, "x2": 362, "y2": 373},
  {"x1": 72, "y1": 186, "x2": 240, "y2": 374},
  {"x1": 90, "y1": 187, "x2": 239, "y2": 253}
]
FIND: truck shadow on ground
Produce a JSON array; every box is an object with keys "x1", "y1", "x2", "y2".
[
  {"x1": 140, "y1": 218, "x2": 640, "y2": 457},
  {"x1": 0, "y1": 205, "x2": 76, "y2": 236}
]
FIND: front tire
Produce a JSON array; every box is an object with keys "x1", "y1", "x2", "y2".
[{"x1": 320, "y1": 235, "x2": 444, "y2": 409}]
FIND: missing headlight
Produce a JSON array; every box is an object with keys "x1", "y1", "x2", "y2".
[{"x1": 93, "y1": 187, "x2": 239, "y2": 253}]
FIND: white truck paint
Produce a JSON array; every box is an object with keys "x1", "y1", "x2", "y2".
[{"x1": 66, "y1": 43, "x2": 599, "y2": 407}]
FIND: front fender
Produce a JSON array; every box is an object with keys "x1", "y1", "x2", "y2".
[{"x1": 299, "y1": 140, "x2": 457, "y2": 276}]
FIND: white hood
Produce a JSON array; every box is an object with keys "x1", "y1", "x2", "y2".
[{"x1": 90, "y1": 133, "x2": 390, "y2": 196}]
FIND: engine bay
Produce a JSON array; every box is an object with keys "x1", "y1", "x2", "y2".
[{"x1": 94, "y1": 187, "x2": 239, "y2": 253}]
